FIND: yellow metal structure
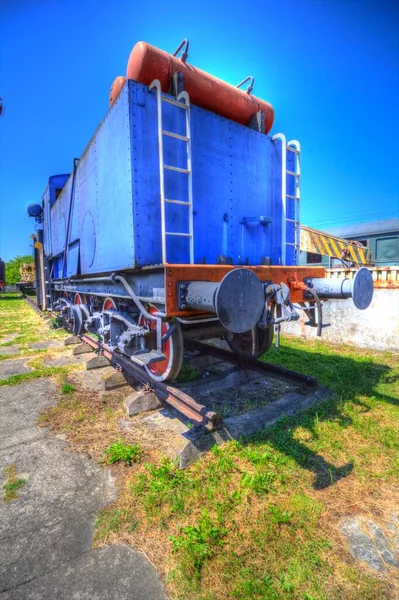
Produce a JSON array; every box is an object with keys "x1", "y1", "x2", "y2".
[
  {"x1": 300, "y1": 225, "x2": 374, "y2": 266},
  {"x1": 327, "y1": 266, "x2": 399, "y2": 289},
  {"x1": 19, "y1": 263, "x2": 36, "y2": 283}
]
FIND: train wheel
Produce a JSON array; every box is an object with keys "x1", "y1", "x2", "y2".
[
  {"x1": 70, "y1": 305, "x2": 84, "y2": 335},
  {"x1": 58, "y1": 298, "x2": 83, "y2": 336},
  {"x1": 74, "y1": 294, "x2": 89, "y2": 331},
  {"x1": 227, "y1": 325, "x2": 274, "y2": 359},
  {"x1": 141, "y1": 307, "x2": 184, "y2": 382}
]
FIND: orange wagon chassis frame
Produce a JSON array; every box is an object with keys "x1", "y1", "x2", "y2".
[{"x1": 164, "y1": 264, "x2": 326, "y2": 317}]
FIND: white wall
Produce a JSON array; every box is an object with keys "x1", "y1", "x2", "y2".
[{"x1": 282, "y1": 290, "x2": 399, "y2": 352}]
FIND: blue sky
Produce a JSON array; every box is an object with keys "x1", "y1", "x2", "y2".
[{"x1": 0, "y1": 0, "x2": 398, "y2": 261}]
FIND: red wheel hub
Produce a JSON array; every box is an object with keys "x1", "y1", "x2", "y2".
[{"x1": 103, "y1": 298, "x2": 116, "y2": 310}]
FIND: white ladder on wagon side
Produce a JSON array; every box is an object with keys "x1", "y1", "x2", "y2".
[
  {"x1": 150, "y1": 79, "x2": 194, "y2": 264},
  {"x1": 272, "y1": 133, "x2": 301, "y2": 265}
]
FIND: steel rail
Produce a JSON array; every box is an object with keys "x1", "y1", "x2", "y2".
[
  {"x1": 80, "y1": 335, "x2": 220, "y2": 429},
  {"x1": 23, "y1": 296, "x2": 218, "y2": 428},
  {"x1": 190, "y1": 341, "x2": 317, "y2": 391},
  {"x1": 24, "y1": 297, "x2": 317, "y2": 424},
  {"x1": 24, "y1": 295, "x2": 40, "y2": 313}
]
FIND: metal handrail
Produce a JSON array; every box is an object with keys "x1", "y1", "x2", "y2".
[
  {"x1": 272, "y1": 133, "x2": 287, "y2": 264},
  {"x1": 287, "y1": 140, "x2": 301, "y2": 264},
  {"x1": 149, "y1": 79, "x2": 194, "y2": 265}
]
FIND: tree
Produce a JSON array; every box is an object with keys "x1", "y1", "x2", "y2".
[{"x1": 5, "y1": 255, "x2": 34, "y2": 285}]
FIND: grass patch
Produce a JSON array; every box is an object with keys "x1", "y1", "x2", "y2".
[
  {"x1": 92, "y1": 338, "x2": 398, "y2": 600},
  {"x1": 0, "y1": 294, "x2": 65, "y2": 353},
  {"x1": 170, "y1": 510, "x2": 228, "y2": 582},
  {"x1": 37, "y1": 385, "x2": 131, "y2": 461},
  {"x1": 104, "y1": 440, "x2": 143, "y2": 465},
  {"x1": 2, "y1": 465, "x2": 25, "y2": 502},
  {"x1": 0, "y1": 364, "x2": 81, "y2": 386},
  {"x1": 0, "y1": 353, "x2": 20, "y2": 362},
  {"x1": 50, "y1": 315, "x2": 64, "y2": 329},
  {"x1": 61, "y1": 383, "x2": 76, "y2": 394},
  {"x1": 0, "y1": 300, "x2": 82, "y2": 386},
  {"x1": 175, "y1": 361, "x2": 201, "y2": 383},
  {"x1": 4, "y1": 479, "x2": 25, "y2": 501},
  {"x1": 95, "y1": 507, "x2": 138, "y2": 541}
]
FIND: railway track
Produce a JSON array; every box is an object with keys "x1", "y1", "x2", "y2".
[
  {"x1": 24, "y1": 295, "x2": 40, "y2": 313},
  {"x1": 81, "y1": 334, "x2": 220, "y2": 430},
  {"x1": 81, "y1": 334, "x2": 318, "y2": 430},
  {"x1": 23, "y1": 296, "x2": 318, "y2": 430},
  {"x1": 191, "y1": 341, "x2": 317, "y2": 392}
]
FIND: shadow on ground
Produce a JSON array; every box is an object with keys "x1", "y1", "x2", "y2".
[
  {"x1": 253, "y1": 345, "x2": 397, "y2": 490},
  {"x1": 0, "y1": 295, "x2": 24, "y2": 302},
  {"x1": 182, "y1": 344, "x2": 397, "y2": 490}
]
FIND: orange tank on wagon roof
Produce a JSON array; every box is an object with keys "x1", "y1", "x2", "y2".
[
  {"x1": 109, "y1": 76, "x2": 126, "y2": 108},
  {"x1": 110, "y1": 40, "x2": 274, "y2": 133}
]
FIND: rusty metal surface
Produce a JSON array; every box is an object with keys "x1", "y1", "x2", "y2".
[
  {"x1": 301, "y1": 225, "x2": 373, "y2": 265},
  {"x1": 23, "y1": 300, "x2": 323, "y2": 429},
  {"x1": 81, "y1": 334, "x2": 220, "y2": 429},
  {"x1": 24, "y1": 295, "x2": 40, "y2": 312},
  {"x1": 165, "y1": 265, "x2": 326, "y2": 316},
  {"x1": 191, "y1": 341, "x2": 318, "y2": 392},
  {"x1": 327, "y1": 266, "x2": 399, "y2": 289},
  {"x1": 81, "y1": 330, "x2": 320, "y2": 426},
  {"x1": 126, "y1": 41, "x2": 274, "y2": 133},
  {"x1": 19, "y1": 263, "x2": 36, "y2": 282}
]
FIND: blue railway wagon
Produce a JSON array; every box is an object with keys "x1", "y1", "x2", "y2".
[
  {"x1": 29, "y1": 42, "x2": 374, "y2": 383},
  {"x1": 43, "y1": 80, "x2": 295, "y2": 277}
]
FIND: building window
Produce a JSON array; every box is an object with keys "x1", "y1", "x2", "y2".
[
  {"x1": 376, "y1": 237, "x2": 399, "y2": 262},
  {"x1": 307, "y1": 252, "x2": 322, "y2": 264}
]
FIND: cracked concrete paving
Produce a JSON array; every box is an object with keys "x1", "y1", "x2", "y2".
[
  {"x1": 0, "y1": 359, "x2": 33, "y2": 380},
  {"x1": 0, "y1": 379, "x2": 166, "y2": 600}
]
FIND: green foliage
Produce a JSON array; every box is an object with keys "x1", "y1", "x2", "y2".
[
  {"x1": 145, "y1": 457, "x2": 187, "y2": 488},
  {"x1": 50, "y1": 316, "x2": 64, "y2": 329},
  {"x1": 2, "y1": 464, "x2": 25, "y2": 502},
  {"x1": 240, "y1": 470, "x2": 276, "y2": 495},
  {"x1": 0, "y1": 365, "x2": 76, "y2": 386},
  {"x1": 0, "y1": 293, "x2": 65, "y2": 352},
  {"x1": 231, "y1": 570, "x2": 277, "y2": 600},
  {"x1": 175, "y1": 361, "x2": 201, "y2": 383},
  {"x1": 170, "y1": 510, "x2": 227, "y2": 581},
  {"x1": 131, "y1": 457, "x2": 192, "y2": 516},
  {"x1": 5, "y1": 255, "x2": 34, "y2": 285},
  {"x1": 268, "y1": 504, "x2": 292, "y2": 525},
  {"x1": 262, "y1": 337, "x2": 395, "y2": 402},
  {"x1": 61, "y1": 383, "x2": 75, "y2": 394},
  {"x1": 95, "y1": 507, "x2": 136, "y2": 539},
  {"x1": 3, "y1": 478, "x2": 25, "y2": 502},
  {"x1": 104, "y1": 440, "x2": 143, "y2": 465}
]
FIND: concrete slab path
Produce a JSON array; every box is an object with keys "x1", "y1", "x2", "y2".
[{"x1": 0, "y1": 379, "x2": 166, "y2": 600}]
